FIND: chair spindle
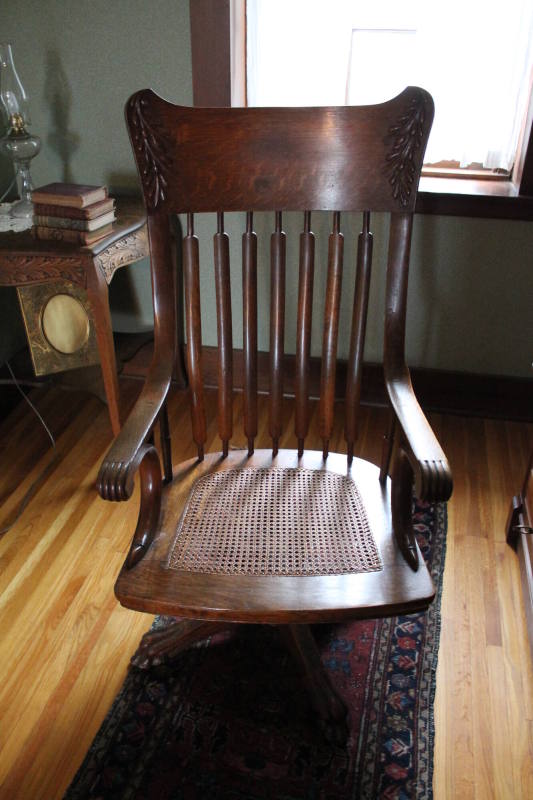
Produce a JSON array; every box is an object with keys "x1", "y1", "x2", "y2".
[
  {"x1": 319, "y1": 212, "x2": 344, "y2": 459},
  {"x1": 345, "y1": 211, "x2": 373, "y2": 464},
  {"x1": 214, "y1": 212, "x2": 233, "y2": 457},
  {"x1": 295, "y1": 211, "x2": 315, "y2": 457},
  {"x1": 380, "y1": 410, "x2": 397, "y2": 483},
  {"x1": 183, "y1": 213, "x2": 206, "y2": 461},
  {"x1": 269, "y1": 211, "x2": 286, "y2": 456},
  {"x1": 159, "y1": 401, "x2": 172, "y2": 482},
  {"x1": 242, "y1": 211, "x2": 258, "y2": 456}
]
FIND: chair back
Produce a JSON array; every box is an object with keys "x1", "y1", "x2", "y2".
[{"x1": 126, "y1": 88, "x2": 434, "y2": 461}]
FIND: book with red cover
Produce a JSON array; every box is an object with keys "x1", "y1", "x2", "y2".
[
  {"x1": 31, "y1": 182, "x2": 108, "y2": 209},
  {"x1": 33, "y1": 197, "x2": 115, "y2": 220},
  {"x1": 32, "y1": 223, "x2": 114, "y2": 245}
]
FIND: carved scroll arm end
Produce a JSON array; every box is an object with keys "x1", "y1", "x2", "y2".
[
  {"x1": 97, "y1": 444, "x2": 162, "y2": 569},
  {"x1": 385, "y1": 367, "x2": 453, "y2": 504}
]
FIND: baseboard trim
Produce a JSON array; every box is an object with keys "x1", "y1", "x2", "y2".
[
  {"x1": 122, "y1": 340, "x2": 533, "y2": 422},
  {"x1": 200, "y1": 347, "x2": 532, "y2": 422}
]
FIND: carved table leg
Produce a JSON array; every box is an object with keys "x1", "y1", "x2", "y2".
[
  {"x1": 280, "y1": 624, "x2": 349, "y2": 745},
  {"x1": 86, "y1": 262, "x2": 122, "y2": 435},
  {"x1": 131, "y1": 618, "x2": 231, "y2": 669}
]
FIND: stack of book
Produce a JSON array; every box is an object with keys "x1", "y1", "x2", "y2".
[{"x1": 31, "y1": 182, "x2": 116, "y2": 245}]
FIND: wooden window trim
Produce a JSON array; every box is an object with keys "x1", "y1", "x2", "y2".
[
  {"x1": 190, "y1": 0, "x2": 232, "y2": 107},
  {"x1": 189, "y1": 0, "x2": 533, "y2": 221},
  {"x1": 421, "y1": 165, "x2": 510, "y2": 181}
]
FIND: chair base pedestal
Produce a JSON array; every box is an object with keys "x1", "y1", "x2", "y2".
[
  {"x1": 130, "y1": 618, "x2": 227, "y2": 669},
  {"x1": 130, "y1": 618, "x2": 349, "y2": 744},
  {"x1": 281, "y1": 624, "x2": 349, "y2": 745}
]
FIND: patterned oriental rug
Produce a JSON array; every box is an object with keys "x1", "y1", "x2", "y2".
[{"x1": 66, "y1": 501, "x2": 447, "y2": 800}]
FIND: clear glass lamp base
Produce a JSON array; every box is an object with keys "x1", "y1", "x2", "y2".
[
  {"x1": 0, "y1": 132, "x2": 41, "y2": 220},
  {"x1": 9, "y1": 195, "x2": 34, "y2": 219}
]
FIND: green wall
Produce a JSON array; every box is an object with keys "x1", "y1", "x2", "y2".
[
  {"x1": 2, "y1": 0, "x2": 193, "y2": 334},
  {"x1": 3, "y1": 0, "x2": 533, "y2": 377}
]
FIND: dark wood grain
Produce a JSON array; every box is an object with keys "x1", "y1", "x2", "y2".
[
  {"x1": 383, "y1": 213, "x2": 452, "y2": 502},
  {"x1": 86, "y1": 263, "x2": 122, "y2": 435},
  {"x1": 242, "y1": 212, "x2": 258, "y2": 456},
  {"x1": 183, "y1": 214, "x2": 206, "y2": 460},
  {"x1": 391, "y1": 446, "x2": 418, "y2": 569},
  {"x1": 126, "y1": 88, "x2": 433, "y2": 213},
  {"x1": 97, "y1": 211, "x2": 175, "y2": 501},
  {"x1": 124, "y1": 445, "x2": 162, "y2": 568},
  {"x1": 380, "y1": 411, "x2": 396, "y2": 483},
  {"x1": 345, "y1": 211, "x2": 373, "y2": 462},
  {"x1": 159, "y1": 401, "x2": 172, "y2": 483},
  {"x1": 214, "y1": 212, "x2": 233, "y2": 456},
  {"x1": 189, "y1": 0, "x2": 231, "y2": 107},
  {"x1": 269, "y1": 212, "x2": 286, "y2": 455},
  {"x1": 295, "y1": 212, "x2": 315, "y2": 456},
  {"x1": 319, "y1": 212, "x2": 344, "y2": 459}
]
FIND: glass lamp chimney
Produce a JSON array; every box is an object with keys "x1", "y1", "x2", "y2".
[{"x1": 0, "y1": 43, "x2": 31, "y2": 134}]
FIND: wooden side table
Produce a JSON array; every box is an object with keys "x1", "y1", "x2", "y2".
[{"x1": 0, "y1": 202, "x2": 149, "y2": 434}]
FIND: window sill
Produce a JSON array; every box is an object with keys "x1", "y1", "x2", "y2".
[{"x1": 416, "y1": 176, "x2": 533, "y2": 220}]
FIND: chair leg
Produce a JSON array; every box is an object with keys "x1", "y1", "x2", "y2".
[
  {"x1": 131, "y1": 619, "x2": 231, "y2": 669},
  {"x1": 391, "y1": 447, "x2": 419, "y2": 569},
  {"x1": 280, "y1": 624, "x2": 349, "y2": 745}
]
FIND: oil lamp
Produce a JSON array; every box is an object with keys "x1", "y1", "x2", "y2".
[{"x1": 0, "y1": 43, "x2": 41, "y2": 219}]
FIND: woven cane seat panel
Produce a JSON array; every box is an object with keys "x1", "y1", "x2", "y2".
[{"x1": 167, "y1": 466, "x2": 383, "y2": 576}]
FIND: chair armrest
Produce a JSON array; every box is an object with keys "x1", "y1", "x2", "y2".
[
  {"x1": 385, "y1": 364, "x2": 453, "y2": 503},
  {"x1": 97, "y1": 361, "x2": 171, "y2": 502}
]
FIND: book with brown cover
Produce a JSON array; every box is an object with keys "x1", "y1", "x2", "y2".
[
  {"x1": 31, "y1": 182, "x2": 108, "y2": 209},
  {"x1": 32, "y1": 223, "x2": 114, "y2": 245},
  {"x1": 32, "y1": 198, "x2": 115, "y2": 220},
  {"x1": 33, "y1": 210, "x2": 116, "y2": 231}
]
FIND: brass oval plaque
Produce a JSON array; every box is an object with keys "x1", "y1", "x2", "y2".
[{"x1": 41, "y1": 293, "x2": 90, "y2": 354}]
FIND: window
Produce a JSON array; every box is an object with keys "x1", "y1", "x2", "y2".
[{"x1": 246, "y1": 0, "x2": 533, "y2": 176}]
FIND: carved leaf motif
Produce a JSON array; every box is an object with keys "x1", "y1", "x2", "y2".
[
  {"x1": 1, "y1": 255, "x2": 86, "y2": 286},
  {"x1": 95, "y1": 230, "x2": 149, "y2": 283},
  {"x1": 128, "y1": 93, "x2": 172, "y2": 211},
  {"x1": 384, "y1": 91, "x2": 427, "y2": 207}
]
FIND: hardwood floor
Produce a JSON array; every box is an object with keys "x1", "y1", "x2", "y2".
[{"x1": 0, "y1": 381, "x2": 531, "y2": 799}]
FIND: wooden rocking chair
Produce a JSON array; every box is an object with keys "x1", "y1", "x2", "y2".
[{"x1": 97, "y1": 87, "x2": 452, "y2": 743}]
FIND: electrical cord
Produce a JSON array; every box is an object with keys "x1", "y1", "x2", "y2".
[
  {"x1": 0, "y1": 360, "x2": 58, "y2": 536},
  {"x1": 0, "y1": 331, "x2": 155, "y2": 535}
]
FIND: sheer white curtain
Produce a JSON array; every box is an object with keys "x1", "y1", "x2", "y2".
[{"x1": 246, "y1": 0, "x2": 533, "y2": 170}]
